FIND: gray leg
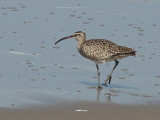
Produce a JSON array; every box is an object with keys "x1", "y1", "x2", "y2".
[
  {"x1": 104, "y1": 60, "x2": 119, "y2": 85},
  {"x1": 96, "y1": 64, "x2": 102, "y2": 89}
]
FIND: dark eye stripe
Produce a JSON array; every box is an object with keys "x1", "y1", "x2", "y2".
[{"x1": 75, "y1": 33, "x2": 81, "y2": 36}]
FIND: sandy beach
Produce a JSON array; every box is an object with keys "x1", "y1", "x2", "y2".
[{"x1": 0, "y1": 102, "x2": 160, "y2": 120}]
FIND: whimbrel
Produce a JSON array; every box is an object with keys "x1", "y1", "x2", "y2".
[{"x1": 55, "y1": 31, "x2": 136, "y2": 89}]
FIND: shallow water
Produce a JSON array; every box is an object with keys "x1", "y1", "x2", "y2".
[{"x1": 0, "y1": 0, "x2": 160, "y2": 108}]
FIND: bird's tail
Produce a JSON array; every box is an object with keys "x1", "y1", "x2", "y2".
[
  {"x1": 112, "y1": 46, "x2": 136, "y2": 58},
  {"x1": 118, "y1": 46, "x2": 136, "y2": 55}
]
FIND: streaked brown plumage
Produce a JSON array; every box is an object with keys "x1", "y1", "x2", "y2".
[
  {"x1": 78, "y1": 39, "x2": 135, "y2": 64},
  {"x1": 55, "y1": 31, "x2": 136, "y2": 89}
]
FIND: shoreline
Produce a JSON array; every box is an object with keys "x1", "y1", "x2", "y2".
[{"x1": 1, "y1": 102, "x2": 160, "y2": 120}]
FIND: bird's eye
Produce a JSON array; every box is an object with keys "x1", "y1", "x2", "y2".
[{"x1": 75, "y1": 34, "x2": 81, "y2": 36}]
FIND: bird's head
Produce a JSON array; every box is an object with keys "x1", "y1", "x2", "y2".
[{"x1": 55, "y1": 31, "x2": 86, "y2": 44}]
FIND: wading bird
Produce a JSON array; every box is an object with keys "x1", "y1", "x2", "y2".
[{"x1": 55, "y1": 31, "x2": 136, "y2": 89}]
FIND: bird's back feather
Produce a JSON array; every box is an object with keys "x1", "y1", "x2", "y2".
[{"x1": 78, "y1": 39, "x2": 136, "y2": 63}]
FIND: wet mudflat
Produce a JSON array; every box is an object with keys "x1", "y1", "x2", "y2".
[
  {"x1": 1, "y1": 102, "x2": 160, "y2": 120},
  {"x1": 0, "y1": 0, "x2": 160, "y2": 114}
]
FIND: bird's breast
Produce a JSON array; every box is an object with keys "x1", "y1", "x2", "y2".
[{"x1": 77, "y1": 43, "x2": 108, "y2": 64}]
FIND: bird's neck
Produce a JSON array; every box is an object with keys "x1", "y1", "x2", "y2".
[{"x1": 77, "y1": 37, "x2": 86, "y2": 50}]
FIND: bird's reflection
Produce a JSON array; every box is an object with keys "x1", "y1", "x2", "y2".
[{"x1": 96, "y1": 88, "x2": 111, "y2": 103}]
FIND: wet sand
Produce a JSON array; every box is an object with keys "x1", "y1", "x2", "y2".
[{"x1": 0, "y1": 102, "x2": 160, "y2": 120}]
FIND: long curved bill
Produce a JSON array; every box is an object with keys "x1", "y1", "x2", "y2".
[{"x1": 55, "y1": 35, "x2": 74, "y2": 45}]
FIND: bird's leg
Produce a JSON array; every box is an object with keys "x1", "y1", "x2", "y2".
[
  {"x1": 104, "y1": 60, "x2": 119, "y2": 86},
  {"x1": 96, "y1": 64, "x2": 102, "y2": 89}
]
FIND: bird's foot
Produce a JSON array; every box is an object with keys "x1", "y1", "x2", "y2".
[
  {"x1": 102, "y1": 83, "x2": 108, "y2": 87},
  {"x1": 97, "y1": 86, "x2": 103, "y2": 90},
  {"x1": 103, "y1": 75, "x2": 112, "y2": 86},
  {"x1": 107, "y1": 75, "x2": 112, "y2": 84}
]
